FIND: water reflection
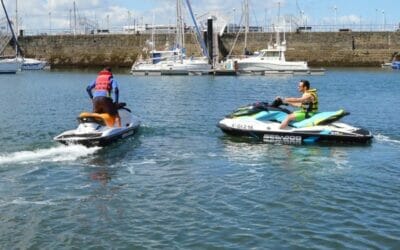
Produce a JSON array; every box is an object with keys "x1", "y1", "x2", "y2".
[
  {"x1": 85, "y1": 137, "x2": 141, "y2": 177},
  {"x1": 89, "y1": 168, "x2": 112, "y2": 186},
  {"x1": 79, "y1": 139, "x2": 141, "y2": 222},
  {"x1": 220, "y1": 136, "x2": 351, "y2": 172}
]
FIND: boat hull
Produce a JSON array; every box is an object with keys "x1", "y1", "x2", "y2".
[
  {"x1": 237, "y1": 60, "x2": 309, "y2": 71},
  {"x1": 218, "y1": 117, "x2": 373, "y2": 145},
  {"x1": 0, "y1": 58, "x2": 20, "y2": 74},
  {"x1": 391, "y1": 61, "x2": 400, "y2": 69},
  {"x1": 21, "y1": 60, "x2": 47, "y2": 70},
  {"x1": 219, "y1": 123, "x2": 372, "y2": 144},
  {"x1": 55, "y1": 124, "x2": 140, "y2": 147},
  {"x1": 54, "y1": 107, "x2": 141, "y2": 147},
  {"x1": 131, "y1": 58, "x2": 211, "y2": 75}
]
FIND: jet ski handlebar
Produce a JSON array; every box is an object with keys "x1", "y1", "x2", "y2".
[
  {"x1": 271, "y1": 98, "x2": 288, "y2": 108},
  {"x1": 115, "y1": 102, "x2": 131, "y2": 113}
]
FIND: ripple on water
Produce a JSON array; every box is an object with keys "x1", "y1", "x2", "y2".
[{"x1": 1, "y1": 70, "x2": 400, "y2": 248}]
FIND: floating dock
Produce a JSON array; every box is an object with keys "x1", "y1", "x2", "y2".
[{"x1": 131, "y1": 68, "x2": 326, "y2": 76}]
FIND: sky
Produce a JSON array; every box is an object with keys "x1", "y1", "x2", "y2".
[{"x1": 2, "y1": 0, "x2": 399, "y2": 32}]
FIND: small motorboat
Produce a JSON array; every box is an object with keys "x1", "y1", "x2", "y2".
[
  {"x1": 391, "y1": 61, "x2": 400, "y2": 70},
  {"x1": 54, "y1": 103, "x2": 140, "y2": 147},
  {"x1": 18, "y1": 57, "x2": 48, "y2": 70},
  {"x1": 218, "y1": 99, "x2": 373, "y2": 144}
]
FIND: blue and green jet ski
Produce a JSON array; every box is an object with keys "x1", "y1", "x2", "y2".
[{"x1": 218, "y1": 100, "x2": 373, "y2": 144}]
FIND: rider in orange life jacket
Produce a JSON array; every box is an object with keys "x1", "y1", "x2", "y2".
[
  {"x1": 278, "y1": 80, "x2": 319, "y2": 129},
  {"x1": 86, "y1": 66, "x2": 121, "y2": 127}
]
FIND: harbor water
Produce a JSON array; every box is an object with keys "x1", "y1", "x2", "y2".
[{"x1": 0, "y1": 68, "x2": 399, "y2": 248}]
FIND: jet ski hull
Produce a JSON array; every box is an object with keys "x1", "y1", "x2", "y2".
[
  {"x1": 218, "y1": 122, "x2": 372, "y2": 144},
  {"x1": 54, "y1": 124, "x2": 140, "y2": 147},
  {"x1": 54, "y1": 104, "x2": 141, "y2": 147},
  {"x1": 218, "y1": 101, "x2": 373, "y2": 145}
]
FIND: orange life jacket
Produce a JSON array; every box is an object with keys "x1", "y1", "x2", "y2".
[{"x1": 94, "y1": 70, "x2": 113, "y2": 93}]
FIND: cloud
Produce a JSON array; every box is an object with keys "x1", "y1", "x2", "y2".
[
  {"x1": 339, "y1": 15, "x2": 361, "y2": 24},
  {"x1": 2, "y1": 0, "x2": 395, "y2": 33},
  {"x1": 1, "y1": 0, "x2": 295, "y2": 32},
  {"x1": 49, "y1": 0, "x2": 104, "y2": 11},
  {"x1": 2, "y1": 0, "x2": 286, "y2": 28}
]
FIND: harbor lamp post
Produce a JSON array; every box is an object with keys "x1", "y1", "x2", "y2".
[
  {"x1": 107, "y1": 14, "x2": 110, "y2": 31},
  {"x1": 277, "y1": 1, "x2": 281, "y2": 24},
  {"x1": 300, "y1": 10, "x2": 304, "y2": 27},
  {"x1": 382, "y1": 10, "x2": 386, "y2": 31},
  {"x1": 264, "y1": 8, "x2": 267, "y2": 32},
  {"x1": 233, "y1": 8, "x2": 236, "y2": 33},
  {"x1": 334, "y1": 6, "x2": 337, "y2": 30},
  {"x1": 49, "y1": 11, "x2": 51, "y2": 35},
  {"x1": 128, "y1": 10, "x2": 131, "y2": 27}
]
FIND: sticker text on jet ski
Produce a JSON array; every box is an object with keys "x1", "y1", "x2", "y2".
[
  {"x1": 263, "y1": 135, "x2": 302, "y2": 144},
  {"x1": 232, "y1": 123, "x2": 253, "y2": 130}
]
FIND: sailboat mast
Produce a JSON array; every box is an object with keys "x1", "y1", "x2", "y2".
[
  {"x1": 15, "y1": 0, "x2": 18, "y2": 38},
  {"x1": 15, "y1": 0, "x2": 18, "y2": 56},
  {"x1": 244, "y1": 0, "x2": 249, "y2": 54},
  {"x1": 151, "y1": 11, "x2": 155, "y2": 51},
  {"x1": 180, "y1": 0, "x2": 185, "y2": 53},
  {"x1": 184, "y1": 0, "x2": 209, "y2": 60},
  {"x1": 181, "y1": 0, "x2": 185, "y2": 62},
  {"x1": 73, "y1": 1, "x2": 77, "y2": 35},
  {"x1": 276, "y1": 1, "x2": 280, "y2": 45},
  {"x1": 176, "y1": 0, "x2": 180, "y2": 49},
  {"x1": 176, "y1": 0, "x2": 186, "y2": 62},
  {"x1": 175, "y1": 0, "x2": 180, "y2": 60},
  {"x1": 1, "y1": 0, "x2": 21, "y2": 55}
]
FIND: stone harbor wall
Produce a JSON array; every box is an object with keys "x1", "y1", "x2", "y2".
[{"x1": 4, "y1": 31, "x2": 399, "y2": 68}]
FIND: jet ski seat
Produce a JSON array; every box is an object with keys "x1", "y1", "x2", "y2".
[
  {"x1": 78, "y1": 112, "x2": 116, "y2": 127},
  {"x1": 291, "y1": 109, "x2": 348, "y2": 128},
  {"x1": 254, "y1": 111, "x2": 289, "y2": 122},
  {"x1": 254, "y1": 109, "x2": 348, "y2": 128}
]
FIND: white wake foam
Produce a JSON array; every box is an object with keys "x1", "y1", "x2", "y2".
[
  {"x1": 0, "y1": 145, "x2": 101, "y2": 165},
  {"x1": 374, "y1": 134, "x2": 400, "y2": 145}
]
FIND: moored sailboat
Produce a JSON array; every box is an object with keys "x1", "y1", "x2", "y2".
[
  {"x1": 0, "y1": 57, "x2": 19, "y2": 73},
  {"x1": 131, "y1": 0, "x2": 211, "y2": 76},
  {"x1": 17, "y1": 57, "x2": 48, "y2": 70},
  {"x1": 0, "y1": 0, "x2": 20, "y2": 73}
]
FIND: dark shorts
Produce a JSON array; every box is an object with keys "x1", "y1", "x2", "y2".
[{"x1": 93, "y1": 96, "x2": 118, "y2": 116}]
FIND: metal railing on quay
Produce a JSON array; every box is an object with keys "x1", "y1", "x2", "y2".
[{"x1": 18, "y1": 23, "x2": 400, "y2": 37}]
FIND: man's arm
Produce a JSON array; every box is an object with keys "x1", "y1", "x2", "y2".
[
  {"x1": 114, "y1": 87, "x2": 119, "y2": 103},
  {"x1": 111, "y1": 79, "x2": 119, "y2": 103},
  {"x1": 86, "y1": 80, "x2": 96, "y2": 99},
  {"x1": 284, "y1": 93, "x2": 312, "y2": 107}
]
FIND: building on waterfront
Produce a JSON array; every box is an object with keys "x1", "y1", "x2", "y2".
[{"x1": 123, "y1": 24, "x2": 179, "y2": 34}]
